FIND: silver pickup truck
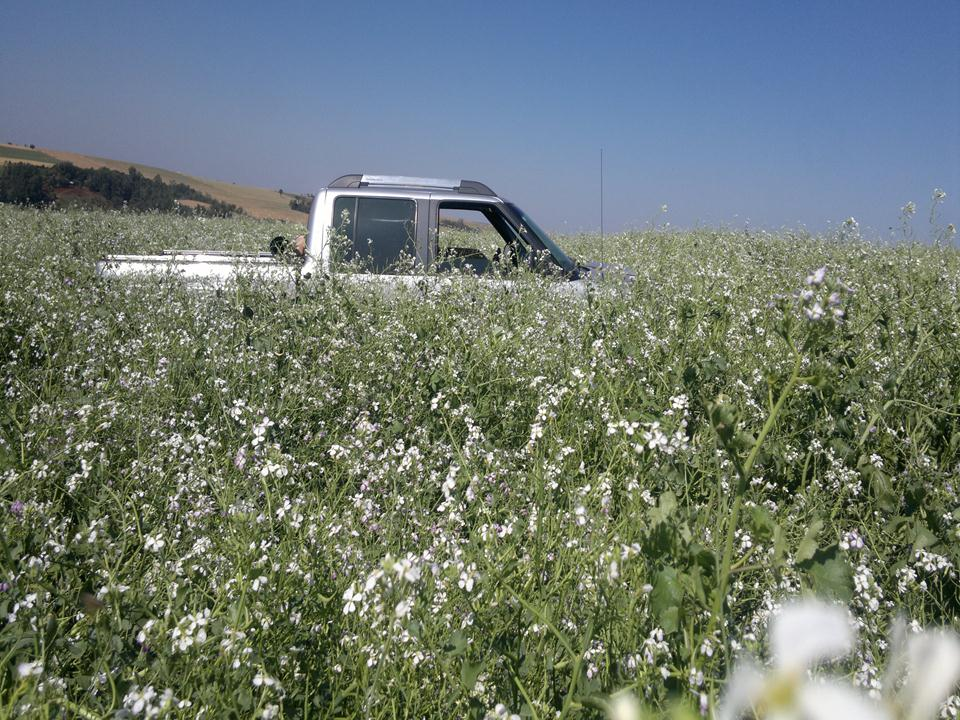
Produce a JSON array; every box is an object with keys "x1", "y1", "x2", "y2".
[{"x1": 97, "y1": 174, "x2": 629, "y2": 291}]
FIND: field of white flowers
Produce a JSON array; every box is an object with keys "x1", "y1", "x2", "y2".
[{"x1": 1, "y1": 204, "x2": 958, "y2": 719}]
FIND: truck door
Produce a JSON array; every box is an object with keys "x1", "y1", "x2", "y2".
[
  {"x1": 428, "y1": 199, "x2": 531, "y2": 276},
  {"x1": 327, "y1": 195, "x2": 431, "y2": 290}
]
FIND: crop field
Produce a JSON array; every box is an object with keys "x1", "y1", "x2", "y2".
[
  {"x1": 0, "y1": 147, "x2": 58, "y2": 168},
  {"x1": 1, "y1": 205, "x2": 959, "y2": 718}
]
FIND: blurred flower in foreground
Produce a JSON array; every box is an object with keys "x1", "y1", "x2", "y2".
[
  {"x1": 608, "y1": 690, "x2": 643, "y2": 720},
  {"x1": 717, "y1": 599, "x2": 960, "y2": 720},
  {"x1": 885, "y1": 620, "x2": 960, "y2": 720}
]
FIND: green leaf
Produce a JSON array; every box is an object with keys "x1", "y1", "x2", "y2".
[
  {"x1": 460, "y1": 659, "x2": 483, "y2": 691},
  {"x1": 748, "y1": 506, "x2": 777, "y2": 542},
  {"x1": 795, "y1": 519, "x2": 823, "y2": 564},
  {"x1": 648, "y1": 491, "x2": 677, "y2": 527},
  {"x1": 650, "y1": 567, "x2": 683, "y2": 633},
  {"x1": 659, "y1": 606, "x2": 680, "y2": 635},
  {"x1": 799, "y1": 544, "x2": 853, "y2": 602},
  {"x1": 444, "y1": 630, "x2": 468, "y2": 657},
  {"x1": 687, "y1": 543, "x2": 716, "y2": 575},
  {"x1": 906, "y1": 518, "x2": 937, "y2": 551},
  {"x1": 683, "y1": 565, "x2": 708, "y2": 605},
  {"x1": 659, "y1": 491, "x2": 677, "y2": 517}
]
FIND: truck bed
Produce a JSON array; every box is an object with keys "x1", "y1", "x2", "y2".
[{"x1": 96, "y1": 250, "x2": 297, "y2": 286}]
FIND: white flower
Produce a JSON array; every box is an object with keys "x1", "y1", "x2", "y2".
[
  {"x1": 718, "y1": 600, "x2": 880, "y2": 720},
  {"x1": 574, "y1": 505, "x2": 587, "y2": 526},
  {"x1": 395, "y1": 599, "x2": 412, "y2": 619},
  {"x1": 458, "y1": 564, "x2": 478, "y2": 592},
  {"x1": 169, "y1": 609, "x2": 210, "y2": 652},
  {"x1": 491, "y1": 703, "x2": 521, "y2": 720},
  {"x1": 144, "y1": 534, "x2": 165, "y2": 552},
  {"x1": 251, "y1": 416, "x2": 273, "y2": 447},
  {"x1": 607, "y1": 559, "x2": 620, "y2": 582},
  {"x1": 123, "y1": 684, "x2": 157, "y2": 715},
  {"x1": 717, "y1": 661, "x2": 765, "y2": 720},
  {"x1": 806, "y1": 267, "x2": 827, "y2": 287},
  {"x1": 391, "y1": 556, "x2": 421, "y2": 583},
  {"x1": 895, "y1": 629, "x2": 960, "y2": 720},
  {"x1": 770, "y1": 599, "x2": 854, "y2": 671},
  {"x1": 342, "y1": 584, "x2": 362, "y2": 614},
  {"x1": 607, "y1": 690, "x2": 642, "y2": 720},
  {"x1": 804, "y1": 302, "x2": 826, "y2": 321},
  {"x1": 17, "y1": 660, "x2": 42, "y2": 678},
  {"x1": 796, "y1": 679, "x2": 884, "y2": 720},
  {"x1": 253, "y1": 672, "x2": 279, "y2": 689}
]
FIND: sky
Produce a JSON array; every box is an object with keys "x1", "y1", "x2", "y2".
[{"x1": 1, "y1": 0, "x2": 958, "y2": 238}]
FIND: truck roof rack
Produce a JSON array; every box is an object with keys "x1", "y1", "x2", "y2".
[{"x1": 327, "y1": 174, "x2": 496, "y2": 196}]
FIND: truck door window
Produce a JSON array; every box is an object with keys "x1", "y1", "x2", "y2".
[
  {"x1": 436, "y1": 202, "x2": 527, "y2": 275},
  {"x1": 331, "y1": 196, "x2": 417, "y2": 273}
]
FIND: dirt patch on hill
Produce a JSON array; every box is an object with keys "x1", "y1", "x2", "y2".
[
  {"x1": 55, "y1": 186, "x2": 104, "y2": 200},
  {"x1": 176, "y1": 199, "x2": 211, "y2": 210}
]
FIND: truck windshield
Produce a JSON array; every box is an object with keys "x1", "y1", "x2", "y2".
[{"x1": 505, "y1": 203, "x2": 577, "y2": 275}]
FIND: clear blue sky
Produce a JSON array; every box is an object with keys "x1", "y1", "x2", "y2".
[{"x1": 2, "y1": 0, "x2": 958, "y2": 237}]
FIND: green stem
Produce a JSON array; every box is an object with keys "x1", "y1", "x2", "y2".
[{"x1": 708, "y1": 345, "x2": 804, "y2": 669}]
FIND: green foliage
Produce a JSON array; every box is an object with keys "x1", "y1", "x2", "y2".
[
  {"x1": 0, "y1": 207, "x2": 958, "y2": 718},
  {"x1": 0, "y1": 162, "x2": 55, "y2": 204},
  {"x1": 288, "y1": 193, "x2": 313, "y2": 214}
]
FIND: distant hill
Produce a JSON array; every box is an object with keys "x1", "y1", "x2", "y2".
[{"x1": 0, "y1": 143, "x2": 308, "y2": 222}]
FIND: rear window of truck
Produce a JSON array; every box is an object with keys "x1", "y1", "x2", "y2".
[{"x1": 332, "y1": 196, "x2": 417, "y2": 273}]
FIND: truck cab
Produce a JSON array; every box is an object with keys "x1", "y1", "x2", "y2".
[{"x1": 302, "y1": 174, "x2": 582, "y2": 282}]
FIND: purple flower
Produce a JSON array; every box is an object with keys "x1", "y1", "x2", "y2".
[
  {"x1": 0, "y1": 582, "x2": 10, "y2": 592},
  {"x1": 10, "y1": 501, "x2": 24, "y2": 518}
]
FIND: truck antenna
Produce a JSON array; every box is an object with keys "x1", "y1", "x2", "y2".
[{"x1": 600, "y1": 147, "x2": 605, "y2": 263}]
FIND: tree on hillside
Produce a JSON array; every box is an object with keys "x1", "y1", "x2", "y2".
[
  {"x1": 0, "y1": 163, "x2": 54, "y2": 204},
  {"x1": 289, "y1": 193, "x2": 314, "y2": 213}
]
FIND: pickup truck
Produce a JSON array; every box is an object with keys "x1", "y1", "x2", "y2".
[{"x1": 97, "y1": 174, "x2": 630, "y2": 291}]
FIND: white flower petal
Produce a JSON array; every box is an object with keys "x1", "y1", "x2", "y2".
[
  {"x1": 797, "y1": 680, "x2": 889, "y2": 720},
  {"x1": 770, "y1": 600, "x2": 854, "y2": 671},
  {"x1": 901, "y1": 630, "x2": 960, "y2": 720},
  {"x1": 882, "y1": 617, "x2": 909, "y2": 696},
  {"x1": 607, "y1": 690, "x2": 642, "y2": 720},
  {"x1": 716, "y1": 661, "x2": 765, "y2": 720}
]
